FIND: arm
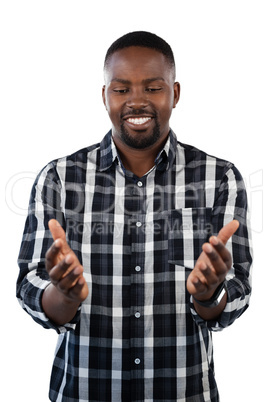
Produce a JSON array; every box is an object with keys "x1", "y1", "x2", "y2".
[
  {"x1": 42, "y1": 219, "x2": 88, "y2": 326},
  {"x1": 17, "y1": 162, "x2": 86, "y2": 332},
  {"x1": 188, "y1": 165, "x2": 252, "y2": 328}
]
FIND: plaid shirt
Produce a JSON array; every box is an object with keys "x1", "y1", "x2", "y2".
[{"x1": 17, "y1": 130, "x2": 252, "y2": 402}]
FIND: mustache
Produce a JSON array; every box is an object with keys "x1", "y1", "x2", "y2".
[{"x1": 121, "y1": 109, "x2": 157, "y2": 118}]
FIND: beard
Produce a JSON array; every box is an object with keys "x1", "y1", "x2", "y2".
[{"x1": 119, "y1": 118, "x2": 161, "y2": 150}]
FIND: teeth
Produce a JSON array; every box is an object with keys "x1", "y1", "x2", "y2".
[{"x1": 127, "y1": 117, "x2": 151, "y2": 125}]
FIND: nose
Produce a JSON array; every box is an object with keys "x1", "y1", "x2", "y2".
[{"x1": 126, "y1": 88, "x2": 149, "y2": 109}]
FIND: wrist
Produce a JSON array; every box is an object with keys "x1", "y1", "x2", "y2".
[
  {"x1": 42, "y1": 283, "x2": 81, "y2": 325},
  {"x1": 193, "y1": 280, "x2": 227, "y2": 309}
]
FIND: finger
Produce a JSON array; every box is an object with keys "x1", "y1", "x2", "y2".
[
  {"x1": 187, "y1": 261, "x2": 210, "y2": 295},
  {"x1": 48, "y1": 219, "x2": 70, "y2": 254},
  {"x1": 45, "y1": 239, "x2": 63, "y2": 271},
  {"x1": 209, "y1": 236, "x2": 232, "y2": 264},
  {"x1": 187, "y1": 262, "x2": 223, "y2": 302},
  {"x1": 68, "y1": 277, "x2": 89, "y2": 302},
  {"x1": 202, "y1": 242, "x2": 229, "y2": 276},
  {"x1": 58, "y1": 269, "x2": 88, "y2": 302},
  {"x1": 217, "y1": 219, "x2": 239, "y2": 245},
  {"x1": 48, "y1": 219, "x2": 67, "y2": 242},
  {"x1": 198, "y1": 259, "x2": 220, "y2": 286},
  {"x1": 57, "y1": 265, "x2": 84, "y2": 292},
  {"x1": 187, "y1": 274, "x2": 205, "y2": 295},
  {"x1": 49, "y1": 254, "x2": 74, "y2": 283}
]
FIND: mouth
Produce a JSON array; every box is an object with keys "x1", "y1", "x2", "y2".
[
  {"x1": 123, "y1": 115, "x2": 154, "y2": 131},
  {"x1": 126, "y1": 117, "x2": 152, "y2": 125}
]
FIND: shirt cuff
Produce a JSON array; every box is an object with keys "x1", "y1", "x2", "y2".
[
  {"x1": 189, "y1": 279, "x2": 250, "y2": 331},
  {"x1": 19, "y1": 278, "x2": 82, "y2": 334}
]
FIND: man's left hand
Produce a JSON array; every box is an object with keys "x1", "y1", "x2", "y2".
[{"x1": 187, "y1": 220, "x2": 239, "y2": 302}]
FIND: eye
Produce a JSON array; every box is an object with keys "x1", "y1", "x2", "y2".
[
  {"x1": 113, "y1": 88, "x2": 129, "y2": 94},
  {"x1": 146, "y1": 87, "x2": 162, "y2": 92}
]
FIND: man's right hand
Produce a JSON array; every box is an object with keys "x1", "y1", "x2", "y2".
[
  {"x1": 42, "y1": 219, "x2": 88, "y2": 325},
  {"x1": 45, "y1": 219, "x2": 89, "y2": 302}
]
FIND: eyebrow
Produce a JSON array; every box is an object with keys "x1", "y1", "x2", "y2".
[{"x1": 111, "y1": 77, "x2": 165, "y2": 85}]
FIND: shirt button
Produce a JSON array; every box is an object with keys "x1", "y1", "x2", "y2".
[
  {"x1": 137, "y1": 181, "x2": 143, "y2": 187},
  {"x1": 135, "y1": 312, "x2": 141, "y2": 318},
  {"x1": 135, "y1": 266, "x2": 141, "y2": 272},
  {"x1": 135, "y1": 358, "x2": 141, "y2": 365},
  {"x1": 136, "y1": 221, "x2": 142, "y2": 227}
]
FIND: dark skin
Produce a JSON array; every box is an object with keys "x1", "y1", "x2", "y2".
[
  {"x1": 42, "y1": 47, "x2": 239, "y2": 325},
  {"x1": 102, "y1": 47, "x2": 180, "y2": 177},
  {"x1": 188, "y1": 219, "x2": 239, "y2": 319},
  {"x1": 42, "y1": 219, "x2": 88, "y2": 325}
]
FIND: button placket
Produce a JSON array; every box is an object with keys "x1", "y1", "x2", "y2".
[{"x1": 128, "y1": 178, "x2": 145, "y2": 377}]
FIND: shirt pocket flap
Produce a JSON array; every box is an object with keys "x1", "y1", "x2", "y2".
[{"x1": 168, "y1": 207, "x2": 212, "y2": 268}]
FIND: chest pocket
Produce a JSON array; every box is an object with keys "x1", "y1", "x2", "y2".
[{"x1": 168, "y1": 207, "x2": 213, "y2": 268}]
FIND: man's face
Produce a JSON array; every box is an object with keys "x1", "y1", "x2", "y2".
[{"x1": 102, "y1": 46, "x2": 180, "y2": 150}]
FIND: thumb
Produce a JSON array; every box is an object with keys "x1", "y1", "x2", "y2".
[{"x1": 217, "y1": 219, "x2": 239, "y2": 245}]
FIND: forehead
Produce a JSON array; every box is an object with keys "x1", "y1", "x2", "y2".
[{"x1": 104, "y1": 46, "x2": 173, "y2": 82}]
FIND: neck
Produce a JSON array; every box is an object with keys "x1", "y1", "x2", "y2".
[{"x1": 113, "y1": 134, "x2": 168, "y2": 178}]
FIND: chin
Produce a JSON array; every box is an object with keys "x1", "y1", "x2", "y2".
[{"x1": 119, "y1": 123, "x2": 161, "y2": 150}]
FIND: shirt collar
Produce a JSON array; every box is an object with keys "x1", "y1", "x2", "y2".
[
  {"x1": 98, "y1": 129, "x2": 177, "y2": 172},
  {"x1": 98, "y1": 131, "x2": 118, "y2": 172}
]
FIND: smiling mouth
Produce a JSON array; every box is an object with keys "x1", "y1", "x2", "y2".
[
  {"x1": 126, "y1": 117, "x2": 152, "y2": 125},
  {"x1": 126, "y1": 117, "x2": 152, "y2": 126}
]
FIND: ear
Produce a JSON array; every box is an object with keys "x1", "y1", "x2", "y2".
[
  {"x1": 102, "y1": 85, "x2": 107, "y2": 109},
  {"x1": 173, "y1": 82, "x2": 180, "y2": 108}
]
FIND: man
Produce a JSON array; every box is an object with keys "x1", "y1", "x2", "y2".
[{"x1": 17, "y1": 31, "x2": 252, "y2": 401}]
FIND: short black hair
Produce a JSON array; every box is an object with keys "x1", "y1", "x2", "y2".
[{"x1": 104, "y1": 31, "x2": 175, "y2": 72}]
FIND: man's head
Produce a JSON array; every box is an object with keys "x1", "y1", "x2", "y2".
[
  {"x1": 104, "y1": 31, "x2": 176, "y2": 80},
  {"x1": 102, "y1": 31, "x2": 180, "y2": 151}
]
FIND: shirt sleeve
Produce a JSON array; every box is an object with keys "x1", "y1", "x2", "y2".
[
  {"x1": 16, "y1": 161, "x2": 81, "y2": 334},
  {"x1": 189, "y1": 164, "x2": 253, "y2": 331}
]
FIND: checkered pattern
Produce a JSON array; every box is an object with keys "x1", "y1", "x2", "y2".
[{"x1": 17, "y1": 130, "x2": 252, "y2": 401}]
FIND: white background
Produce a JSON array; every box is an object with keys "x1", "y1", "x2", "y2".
[{"x1": 1, "y1": 1, "x2": 267, "y2": 401}]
